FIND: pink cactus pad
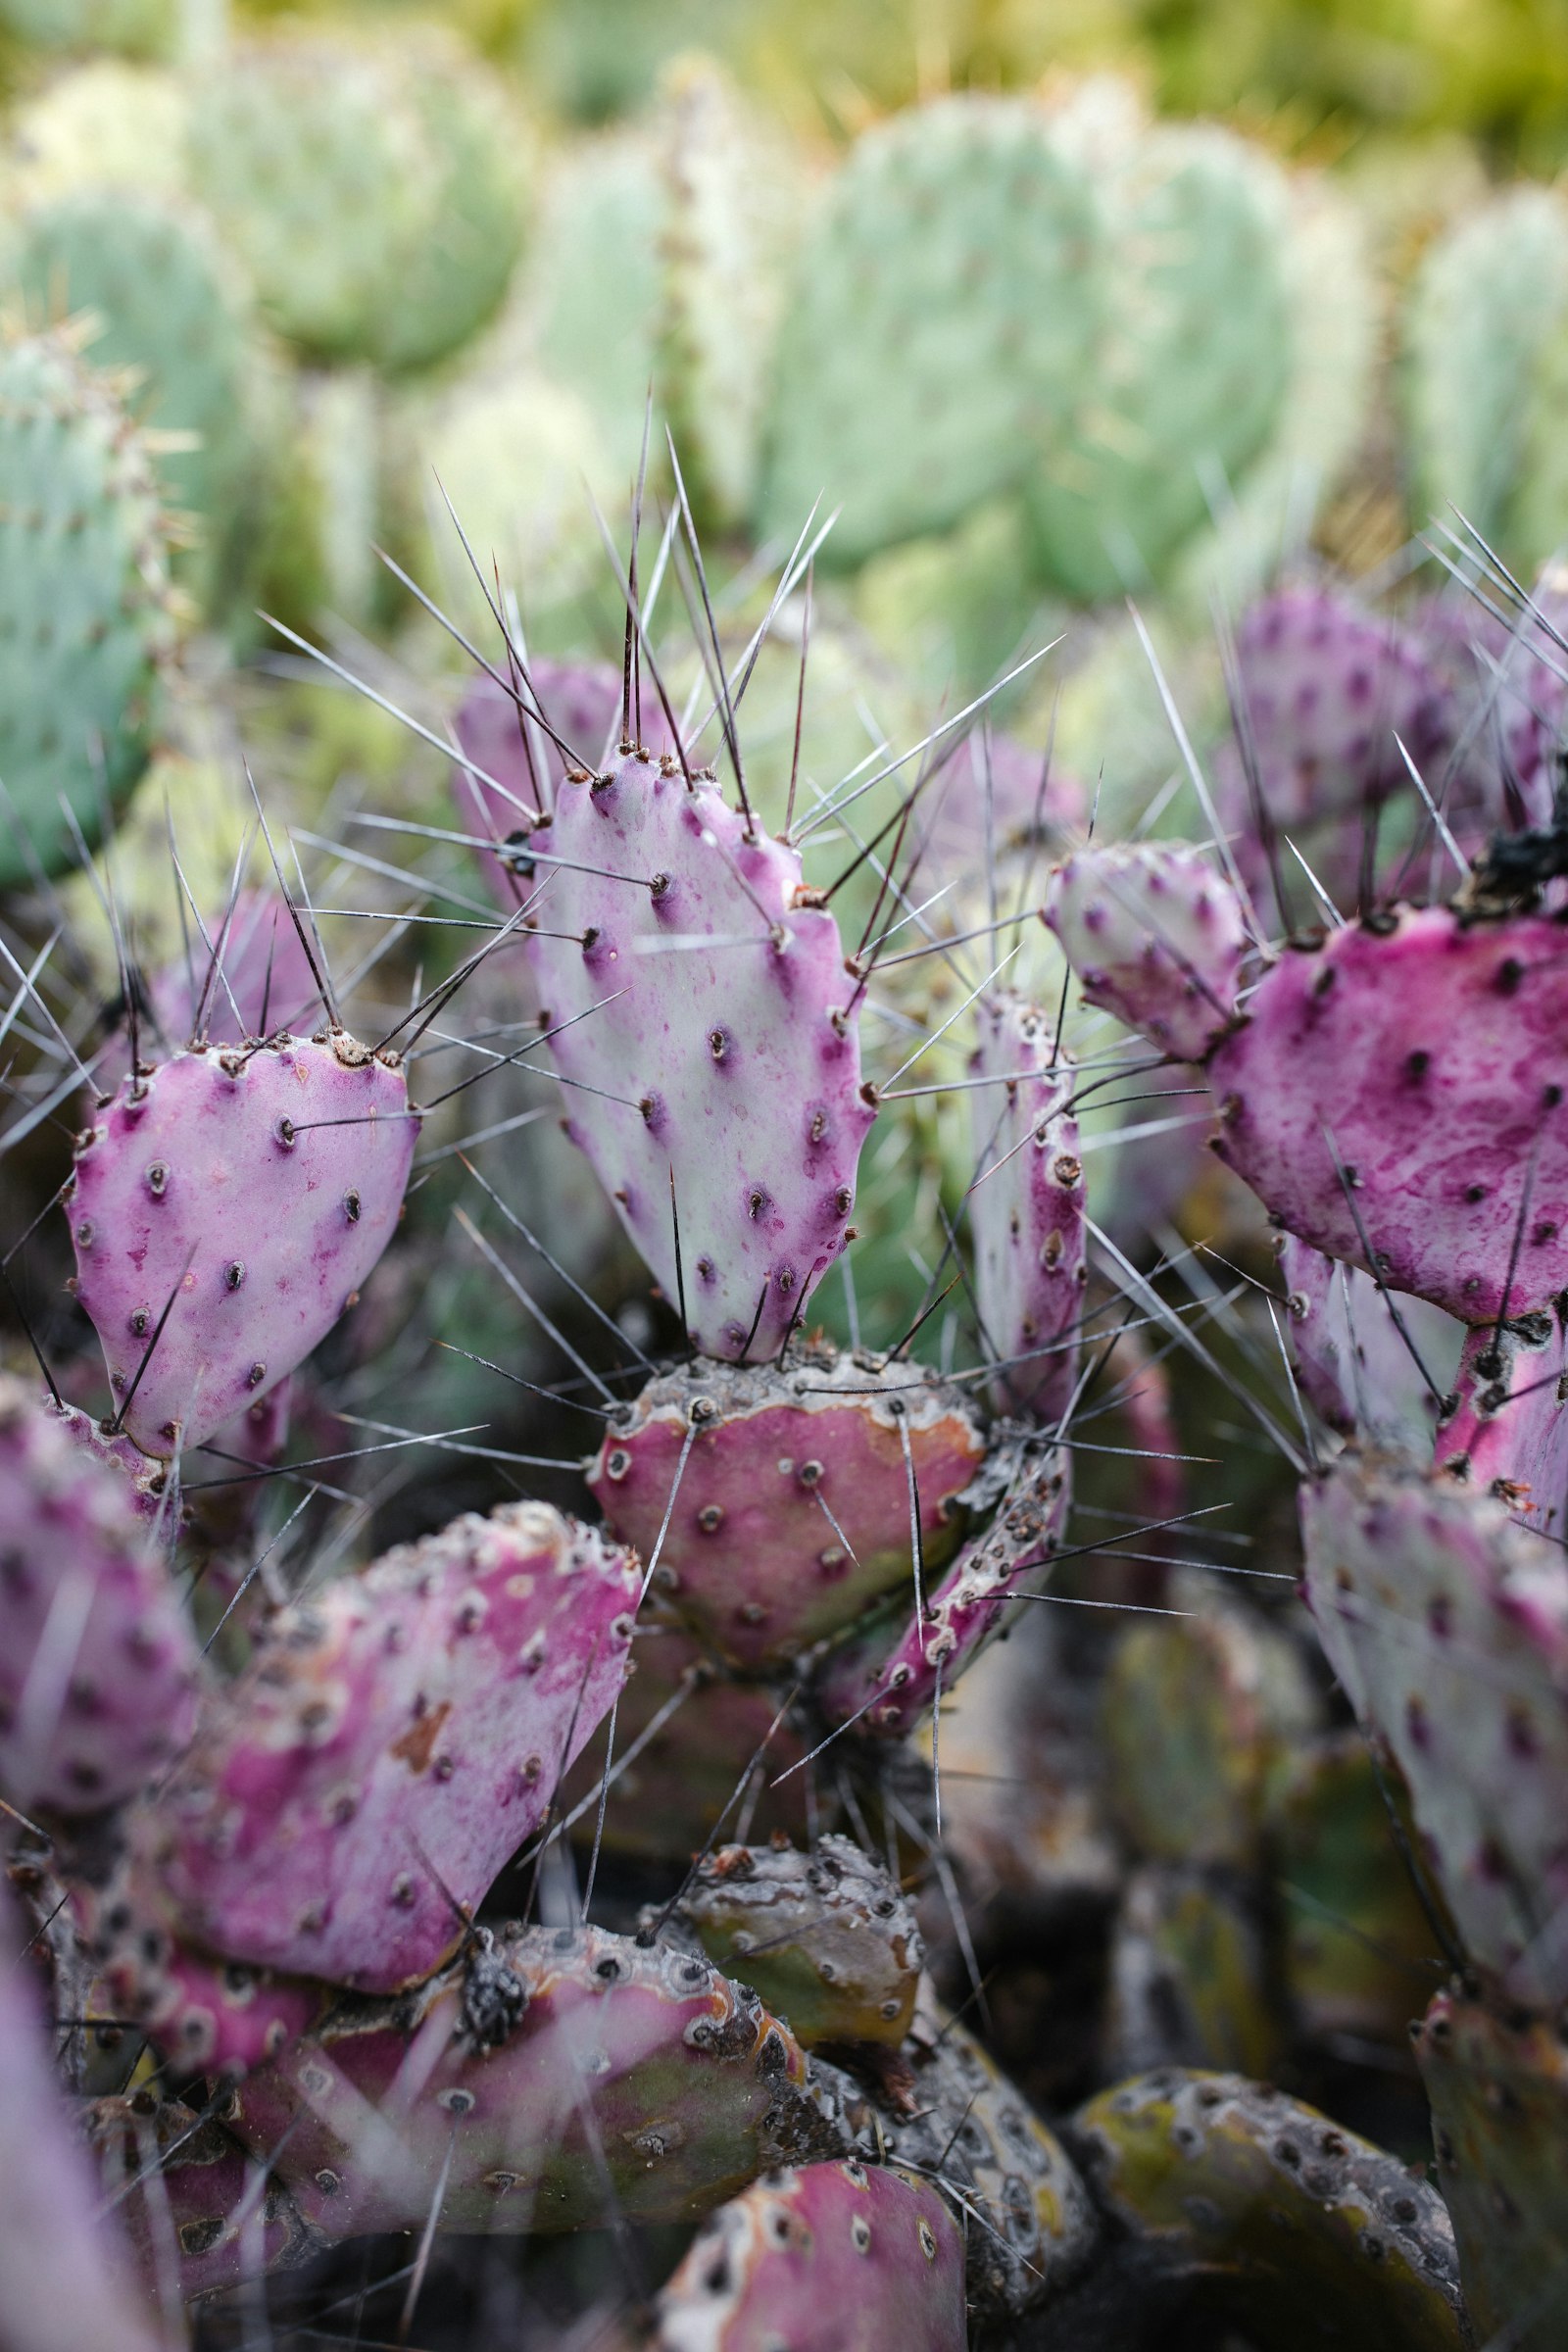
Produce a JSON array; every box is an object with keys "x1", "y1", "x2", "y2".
[
  {"x1": 1207, "y1": 906, "x2": 1568, "y2": 1324},
  {"x1": 588, "y1": 1343, "x2": 985, "y2": 1672},
  {"x1": 1278, "y1": 1234, "x2": 1460, "y2": 1448},
  {"x1": 654, "y1": 2160, "x2": 966, "y2": 2352},
  {"x1": 115, "y1": 893, "x2": 324, "y2": 1085},
  {"x1": 1434, "y1": 1313, "x2": 1568, "y2": 1537},
  {"x1": 1300, "y1": 1451, "x2": 1568, "y2": 2004},
  {"x1": 454, "y1": 658, "x2": 676, "y2": 906},
  {"x1": 1045, "y1": 843, "x2": 1249, "y2": 1061},
  {"x1": 968, "y1": 994, "x2": 1085, "y2": 1423},
  {"x1": 815, "y1": 1430, "x2": 1069, "y2": 1738},
  {"x1": 225, "y1": 1925, "x2": 841, "y2": 2242},
  {"x1": 68, "y1": 1031, "x2": 417, "y2": 1455},
  {"x1": 1217, "y1": 584, "x2": 1454, "y2": 916},
  {"x1": 1413, "y1": 579, "x2": 1568, "y2": 835},
  {"x1": 147, "y1": 1500, "x2": 637, "y2": 1991},
  {"x1": 0, "y1": 1376, "x2": 198, "y2": 1815},
  {"x1": 523, "y1": 751, "x2": 875, "y2": 1360},
  {"x1": 88, "y1": 2092, "x2": 319, "y2": 2305},
  {"x1": 0, "y1": 1886, "x2": 171, "y2": 2352},
  {"x1": 75, "y1": 1860, "x2": 327, "y2": 2079}
]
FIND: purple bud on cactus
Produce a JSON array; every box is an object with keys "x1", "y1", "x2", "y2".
[
  {"x1": 0, "y1": 1885, "x2": 171, "y2": 2352},
  {"x1": 1434, "y1": 1313, "x2": 1568, "y2": 1533},
  {"x1": 654, "y1": 2160, "x2": 967, "y2": 2352},
  {"x1": 815, "y1": 1429, "x2": 1068, "y2": 1738},
  {"x1": 523, "y1": 752, "x2": 875, "y2": 1362},
  {"x1": 669, "y1": 1834, "x2": 923, "y2": 2048},
  {"x1": 1278, "y1": 1233, "x2": 1461, "y2": 1447},
  {"x1": 588, "y1": 1344, "x2": 985, "y2": 1672},
  {"x1": 1300, "y1": 1451, "x2": 1568, "y2": 2003},
  {"x1": 968, "y1": 994, "x2": 1085, "y2": 1423},
  {"x1": 1207, "y1": 905, "x2": 1568, "y2": 1324},
  {"x1": 1412, "y1": 1989, "x2": 1568, "y2": 2352},
  {"x1": 1217, "y1": 584, "x2": 1454, "y2": 919},
  {"x1": 0, "y1": 1375, "x2": 198, "y2": 1816},
  {"x1": 224, "y1": 1924, "x2": 841, "y2": 2244},
  {"x1": 1045, "y1": 843, "x2": 1249, "y2": 1061},
  {"x1": 68, "y1": 1032, "x2": 417, "y2": 1455},
  {"x1": 148, "y1": 1500, "x2": 637, "y2": 1991},
  {"x1": 453, "y1": 659, "x2": 675, "y2": 906},
  {"x1": 88, "y1": 2092, "x2": 319, "y2": 2304}
]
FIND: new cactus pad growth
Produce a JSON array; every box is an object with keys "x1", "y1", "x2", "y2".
[{"x1": 1045, "y1": 843, "x2": 1250, "y2": 1061}]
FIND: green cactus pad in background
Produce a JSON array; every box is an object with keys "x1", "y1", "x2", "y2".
[
  {"x1": 1402, "y1": 184, "x2": 1568, "y2": 565},
  {"x1": 760, "y1": 94, "x2": 1101, "y2": 564},
  {"x1": 0, "y1": 327, "x2": 173, "y2": 889},
  {"x1": 0, "y1": 0, "x2": 179, "y2": 58},
  {"x1": 658, "y1": 59, "x2": 801, "y2": 531},
  {"x1": 7, "y1": 192, "x2": 272, "y2": 620},
  {"x1": 1107, "y1": 1866, "x2": 1278, "y2": 2080},
  {"x1": 1026, "y1": 94, "x2": 1292, "y2": 601},
  {"x1": 1069, "y1": 2070, "x2": 1469, "y2": 2351},
  {"x1": 1101, "y1": 1598, "x2": 1317, "y2": 1872},
  {"x1": 1414, "y1": 1990, "x2": 1568, "y2": 2352},
  {"x1": 186, "y1": 29, "x2": 528, "y2": 373}
]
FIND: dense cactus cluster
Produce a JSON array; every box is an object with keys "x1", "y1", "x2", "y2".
[{"x1": 6, "y1": 8, "x2": 1568, "y2": 2350}]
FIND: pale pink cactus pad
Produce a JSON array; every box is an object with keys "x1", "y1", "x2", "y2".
[{"x1": 69, "y1": 1032, "x2": 417, "y2": 1454}]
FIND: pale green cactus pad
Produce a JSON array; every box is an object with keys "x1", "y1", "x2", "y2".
[{"x1": 0, "y1": 329, "x2": 173, "y2": 888}]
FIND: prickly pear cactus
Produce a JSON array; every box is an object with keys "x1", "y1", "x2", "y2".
[
  {"x1": 760, "y1": 95, "x2": 1102, "y2": 563},
  {"x1": 68, "y1": 1032, "x2": 417, "y2": 1455},
  {"x1": 668, "y1": 1835, "x2": 922, "y2": 2048},
  {"x1": 187, "y1": 31, "x2": 528, "y2": 372},
  {"x1": 8, "y1": 191, "x2": 273, "y2": 619},
  {"x1": 0, "y1": 328, "x2": 174, "y2": 889},
  {"x1": 1045, "y1": 843, "x2": 1250, "y2": 1061},
  {"x1": 1414, "y1": 1990, "x2": 1568, "y2": 2352},
  {"x1": 589, "y1": 1345, "x2": 983, "y2": 1671},
  {"x1": 6, "y1": 58, "x2": 189, "y2": 205}
]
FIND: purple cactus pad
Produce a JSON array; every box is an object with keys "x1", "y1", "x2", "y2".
[
  {"x1": 69, "y1": 1031, "x2": 417, "y2": 1455},
  {"x1": 1207, "y1": 905, "x2": 1568, "y2": 1324},
  {"x1": 588, "y1": 1344, "x2": 985, "y2": 1672},
  {"x1": 0, "y1": 1376, "x2": 198, "y2": 1815},
  {"x1": 147, "y1": 1500, "x2": 637, "y2": 1990},
  {"x1": 968, "y1": 994, "x2": 1085, "y2": 1423},
  {"x1": 523, "y1": 750, "x2": 874, "y2": 1360},
  {"x1": 1046, "y1": 843, "x2": 1249, "y2": 1061}
]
